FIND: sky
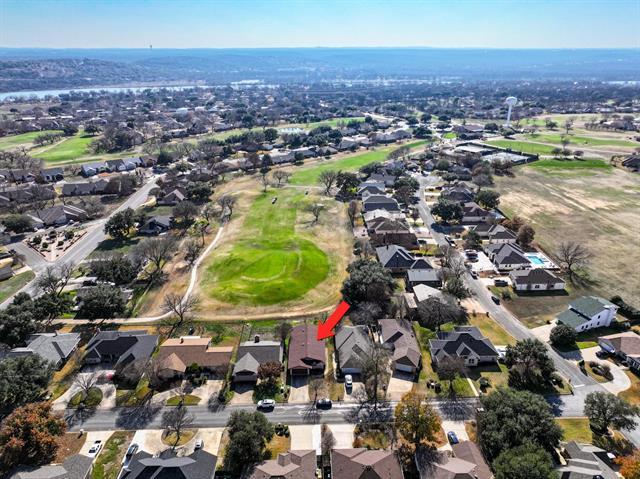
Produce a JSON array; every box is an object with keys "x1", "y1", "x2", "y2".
[{"x1": 1, "y1": 0, "x2": 639, "y2": 49}]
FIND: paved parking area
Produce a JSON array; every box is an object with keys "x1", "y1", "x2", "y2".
[
  {"x1": 130, "y1": 429, "x2": 166, "y2": 455},
  {"x1": 79, "y1": 431, "x2": 114, "y2": 457},
  {"x1": 439, "y1": 420, "x2": 470, "y2": 452},
  {"x1": 289, "y1": 424, "x2": 320, "y2": 452},
  {"x1": 531, "y1": 322, "x2": 555, "y2": 343},
  {"x1": 229, "y1": 383, "x2": 255, "y2": 405},
  {"x1": 469, "y1": 252, "x2": 496, "y2": 273},
  {"x1": 327, "y1": 424, "x2": 355, "y2": 449},
  {"x1": 192, "y1": 380, "x2": 223, "y2": 405},
  {"x1": 288, "y1": 376, "x2": 310, "y2": 404},
  {"x1": 581, "y1": 346, "x2": 631, "y2": 394},
  {"x1": 342, "y1": 382, "x2": 365, "y2": 403},
  {"x1": 192, "y1": 428, "x2": 225, "y2": 455},
  {"x1": 386, "y1": 372, "x2": 415, "y2": 401}
]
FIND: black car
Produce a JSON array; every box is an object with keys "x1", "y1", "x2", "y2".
[
  {"x1": 316, "y1": 398, "x2": 332, "y2": 408},
  {"x1": 491, "y1": 295, "x2": 501, "y2": 305},
  {"x1": 595, "y1": 350, "x2": 608, "y2": 359}
]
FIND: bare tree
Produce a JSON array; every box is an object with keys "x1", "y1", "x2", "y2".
[
  {"x1": 347, "y1": 200, "x2": 360, "y2": 227},
  {"x1": 307, "y1": 203, "x2": 324, "y2": 224},
  {"x1": 355, "y1": 237, "x2": 374, "y2": 259},
  {"x1": 184, "y1": 239, "x2": 202, "y2": 266},
  {"x1": 318, "y1": 170, "x2": 339, "y2": 195},
  {"x1": 201, "y1": 203, "x2": 218, "y2": 223},
  {"x1": 309, "y1": 378, "x2": 324, "y2": 403},
  {"x1": 272, "y1": 170, "x2": 291, "y2": 187},
  {"x1": 357, "y1": 343, "x2": 391, "y2": 417},
  {"x1": 259, "y1": 170, "x2": 270, "y2": 193},
  {"x1": 36, "y1": 263, "x2": 74, "y2": 297},
  {"x1": 217, "y1": 195, "x2": 237, "y2": 220},
  {"x1": 162, "y1": 293, "x2": 199, "y2": 334},
  {"x1": 556, "y1": 241, "x2": 593, "y2": 281},
  {"x1": 132, "y1": 236, "x2": 177, "y2": 282},
  {"x1": 74, "y1": 372, "x2": 99, "y2": 397},
  {"x1": 162, "y1": 404, "x2": 195, "y2": 449},
  {"x1": 436, "y1": 356, "x2": 467, "y2": 399},
  {"x1": 320, "y1": 423, "x2": 336, "y2": 466}
]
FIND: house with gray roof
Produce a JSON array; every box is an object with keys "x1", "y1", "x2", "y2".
[
  {"x1": 233, "y1": 336, "x2": 282, "y2": 383},
  {"x1": 406, "y1": 267, "x2": 442, "y2": 289},
  {"x1": 138, "y1": 215, "x2": 173, "y2": 235},
  {"x1": 5, "y1": 332, "x2": 81, "y2": 369},
  {"x1": 335, "y1": 325, "x2": 373, "y2": 375},
  {"x1": 509, "y1": 268, "x2": 565, "y2": 292},
  {"x1": 81, "y1": 161, "x2": 109, "y2": 177},
  {"x1": 485, "y1": 242, "x2": 530, "y2": 271},
  {"x1": 120, "y1": 448, "x2": 216, "y2": 479},
  {"x1": 379, "y1": 319, "x2": 421, "y2": 374},
  {"x1": 486, "y1": 224, "x2": 517, "y2": 244},
  {"x1": 557, "y1": 296, "x2": 618, "y2": 332},
  {"x1": 28, "y1": 205, "x2": 88, "y2": 227},
  {"x1": 362, "y1": 195, "x2": 400, "y2": 213},
  {"x1": 376, "y1": 245, "x2": 417, "y2": 273},
  {"x1": 429, "y1": 326, "x2": 499, "y2": 367},
  {"x1": 557, "y1": 441, "x2": 618, "y2": 479},
  {"x1": 84, "y1": 330, "x2": 158, "y2": 367},
  {"x1": 8, "y1": 454, "x2": 93, "y2": 479}
]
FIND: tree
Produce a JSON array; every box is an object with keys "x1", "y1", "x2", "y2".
[
  {"x1": 162, "y1": 404, "x2": 194, "y2": 449},
  {"x1": 89, "y1": 254, "x2": 138, "y2": 285},
  {"x1": 318, "y1": 170, "x2": 339, "y2": 195},
  {"x1": 0, "y1": 306, "x2": 43, "y2": 348},
  {"x1": 320, "y1": 423, "x2": 336, "y2": 465},
  {"x1": 259, "y1": 169, "x2": 270, "y2": 192},
  {"x1": 394, "y1": 392, "x2": 441, "y2": 448},
  {"x1": 416, "y1": 295, "x2": 466, "y2": 331},
  {"x1": 74, "y1": 372, "x2": 99, "y2": 398},
  {"x1": 272, "y1": 170, "x2": 290, "y2": 187},
  {"x1": 173, "y1": 200, "x2": 199, "y2": 226},
  {"x1": 104, "y1": 208, "x2": 135, "y2": 240},
  {"x1": 463, "y1": 229, "x2": 482, "y2": 249},
  {"x1": 85, "y1": 124, "x2": 101, "y2": 135},
  {"x1": 78, "y1": 284, "x2": 126, "y2": 321},
  {"x1": 477, "y1": 388, "x2": 562, "y2": 462},
  {"x1": 217, "y1": 195, "x2": 237, "y2": 220},
  {"x1": 350, "y1": 301, "x2": 381, "y2": 329},
  {"x1": 257, "y1": 362, "x2": 281, "y2": 386},
  {"x1": 493, "y1": 442, "x2": 558, "y2": 479},
  {"x1": 35, "y1": 263, "x2": 73, "y2": 297},
  {"x1": 186, "y1": 182, "x2": 212, "y2": 202},
  {"x1": 505, "y1": 339, "x2": 556, "y2": 390},
  {"x1": 184, "y1": 239, "x2": 202, "y2": 266},
  {"x1": 1, "y1": 214, "x2": 32, "y2": 234},
  {"x1": 274, "y1": 322, "x2": 292, "y2": 343},
  {"x1": 347, "y1": 200, "x2": 360, "y2": 227},
  {"x1": 309, "y1": 378, "x2": 324, "y2": 402},
  {"x1": 341, "y1": 259, "x2": 395, "y2": 308},
  {"x1": 616, "y1": 450, "x2": 640, "y2": 479},
  {"x1": 436, "y1": 356, "x2": 467, "y2": 398},
  {"x1": 0, "y1": 402, "x2": 66, "y2": 471},
  {"x1": 358, "y1": 342, "x2": 390, "y2": 416},
  {"x1": 0, "y1": 356, "x2": 54, "y2": 412},
  {"x1": 431, "y1": 198, "x2": 463, "y2": 224},
  {"x1": 584, "y1": 391, "x2": 639, "y2": 433},
  {"x1": 132, "y1": 236, "x2": 177, "y2": 282},
  {"x1": 336, "y1": 171, "x2": 359, "y2": 197},
  {"x1": 162, "y1": 293, "x2": 199, "y2": 333},
  {"x1": 549, "y1": 324, "x2": 577, "y2": 348},
  {"x1": 556, "y1": 241, "x2": 592, "y2": 280},
  {"x1": 223, "y1": 411, "x2": 274, "y2": 476},
  {"x1": 475, "y1": 189, "x2": 501, "y2": 209},
  {"x1": 516, "y1": 224, "x2": 535, "y2": 248},
  {"x1": 502, "y1": 215, "x2": 525, "y2": 232},
  {"x1": 307, "y1": 203, "x2": 324, "y2": 224}
]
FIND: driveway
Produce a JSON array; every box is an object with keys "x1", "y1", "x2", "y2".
[
  {"x1": 288, "y1": 376, "x2": 310, "y2": 404},
  {"x1": 229, "y1": 383, "x2": 255, "y2": 405},
  {"x1": 130, "y1": 429, "x2": 167, "y2": 455},
  {"x1": 80, "y1": 430, "x2": 114, "y2": 458},
  {"x1": 439, "y1": 420, "x2": 470, "y2": 452},
  {"x1": 581, "y1": 346, "x2": 631, "y2": 394},
  {"x1": 289, "y1": 425, "x2": 320, "y2": 453},
  {"x1": 326, "y1": 424, "x2": 355, "y2": 449},
  {"x1": 192, "y1": 379, "x2": 223, "y2": 405},
  {"x1": 191, "y1": 428, "x2": 225, "y2": 455},
  {"x1": 342, "y1": 381, "x2": 365, "y2": 404},
  {"x1": 531, "y1": 322, "x2": 555, "y2": 343},
  {"x1": 52, "y1": 373, "x2": 116, "y2": 411},
  {"x1": 386, "y1": 372, "x2": 415, "y2": 401}
]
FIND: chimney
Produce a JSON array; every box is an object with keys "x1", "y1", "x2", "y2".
[
  {"x1": 277, "y1": 453, "x2": 291, "y2": 467},
  {"x1": 254, "y1": 334, "x2": 260, "y2": 343}
]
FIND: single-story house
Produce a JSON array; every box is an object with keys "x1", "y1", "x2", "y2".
[
  {"x1": 461, "y1": 202, "x2": 491, "y2": 224},
  {"x1": 487, "y1": 224, "x2": 517, "y2": 244},
  {"x1": 288, "y1": 324, "x2": 326, "y2": 376},
  {"x1": 557, "y1": 441, "x2": 618, "y2": 479},
  {"x1": 429, "y1": 326, "x2": 499, "y2": 367},
  {"x1": 412, "y1": 284, "x2": 444, "y2": 303},
  {"x1": 138, "y1": 215, "x2": 172, "y2": 235},
  {"x1": 485, "y1": 243, "x2": 530, "y2": 271},
  {"x1": 362, "y1": 195, "x2": 400, "y2": 213},
  {"x1": 441, "y1": 185, "x2": 475, "y2": 204},
  {"x1": 120, "y1": 449, "x2": 216, "y2": 479},
  {"x1": 8, "y1": 454, "x2": 93, "y2": 479},
  {"x1": 232, "y1": 336, "x2": 282, "y2": 383},
  {"x1": 598, "y1": 332, "x2": 640, "y2": 371},
  {"x1": 368, "y1": 172, "x2": 397, "y2": 188},
  {"x1": 331, "y1": 448, "x2": 404, "y2": 479},
  {"x1": 29, "y1": 205, "x2": 88, "y2": 227},
  {"x1": 406, "y1": 267, "x2": 442, "y2": 289},
  {"x1": 363, "y1": 209, "x2": 406, "y2": 223},
  {"x1": 4, "y1": 332, "x2": 81, "y2": 369},
  {"x1": 84, "y1": 330, "x2": 158, "y2": 367},
  {"x1": 334, "y1": 325, "x2": 373, "y2": 375},
  {"x1": 376, "y1": 244, "x2": 416, "y2": 273},
  {"x1": 247, "y1": 450, "x2": 316, "y2": 479},
  {"x1": 556, "y1": 296, "x2": 618, "y2": 333},
  {"x1": 62, "y1": 179, "x2": 109, "y2": 196},
  {"x1": 81, "y1": 161, "x2": 109, "y2": 177},
  {"x1": 509, "y1": 268, "x2": 566, "y2": 292},
  {"x1": 38, "y1": 167, "x2": 64, "y2": 183},
  {"x1": 157, "y1": 188, "x2": 186, "y2": 206},
  {"x1": 156, "y1": 336, "x2": 233, "y2": 379},
  {"x1": 379, "y1": 319, "x2": 421, "y2": 373}
]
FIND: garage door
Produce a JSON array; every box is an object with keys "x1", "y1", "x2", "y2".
[{"x1": 395, "y1": 363, "x2": 414, "y2": 373}]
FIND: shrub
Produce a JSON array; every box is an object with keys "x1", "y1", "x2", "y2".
[
  {"x1": 550, "y1": 324, "x2": 577, "y2": 347},
  {"x1": 32, "y1": 235, "x2": 42, "y2": 245}
]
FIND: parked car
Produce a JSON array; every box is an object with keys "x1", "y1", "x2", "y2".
[
  {"x1": 447, "y1": 431, "x2": 459, "y2": 445},
  {"x1": 257, "y1": 399, "x2": 276, "y2": 410},
  {"x1": 122, "y1": 443, "x2": 138, "y2": 466},
  {"x1": 87, "y1": 440, "x2": 102, "y2": 457},
  {"x1": 316, "y1": 398, "x2": 332, "y2": 408},
  {"x1": 470, "y1": 270, "x2": 478, "y2": 279},
  {"x1": 344, "y1": 374, "x2": 353, "y2": 388},
  {"x1": 595, "y1": 350, "x2": 609, "y2": 359},
  {"x1": 194, "y1": 439, "x2": 204, "y2": 450},
  {"x1": 494, "y1": 279, "x2": 508, "y2": 287},
  {"x1": 491, "y1": 295, "x2": 501, "y2": 305}
]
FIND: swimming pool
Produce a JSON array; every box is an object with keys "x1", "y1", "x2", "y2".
[{"x1": 527, "y1": 254, "x2": 545, "y2": 265}]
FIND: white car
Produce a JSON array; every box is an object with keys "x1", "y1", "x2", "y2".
[
  {"x1": 87, "y1": 440, "x2": 102, "y2": 457},
  {"x1": 194, "y1": 439, "x2": 204, "y2": 450},
  {"x1": 344, "y1": 374, "x2": 353, "y2": 388},
  {"x1": 257, "y1": 399, "x2": 275, "y2": 409}
]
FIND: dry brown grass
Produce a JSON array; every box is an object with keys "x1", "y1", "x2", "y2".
[{"x1": 55, "y1": 432, "x2": 86, "y2": 463}]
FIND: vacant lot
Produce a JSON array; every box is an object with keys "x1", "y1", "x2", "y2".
[
  {"x1": 290, "y1": 140, "x2": 427, "y2": 185},
  {"x1": 495, "y1": 165, "x2": 640, "y2": 317},
  {"x1": 0, "y1": 130, "x2": 62, "y2": 151},
  {"x1": 525, "y1": 132, "x2": 639, "y2": 149},
  {"x1": 198, "y1": 181, "x2": 351, "y2": 317},
  {"x1": 32, "y1": 131, "x2": 95, "y2": 164},
  {"x1": 486, "y1": 139, "x2": 559, "y2": 156}
]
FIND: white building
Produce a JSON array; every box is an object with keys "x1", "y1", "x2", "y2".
[{"x1": 556, "y1": 296, "x2": 618, "y2": 332}]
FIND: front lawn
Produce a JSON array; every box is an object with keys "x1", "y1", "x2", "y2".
[
  {"x1": 0, "y1": 270, "x2": 35, "y2": 303},
  {"x1": 89, "y1": 236, "x2": 141, "y2": 258},
  {"x1": 91, "y1": 431, "x2": 134, "y2": 479},
  {"x1": 468, "y1": 362, "x2": 510, "y2": 393},
  {"x1": 116, "y1": 378, "x2": 153, "y2": 406},
  {"x1": 620, "y1": 370, "x2": 640, "y2": 406},
  {"x1": 265, "y1": 434, "x2": 291, "y2": 458},
  {"x1": 162, "y1": 429, "x2": 196, "y2": 447},
  {"x1": 166, "y1": 394, "x2": 201, "y2": 406},
  {"x1": 68, "y1": 387, "x2": 103, "y2": 408},
  {"x1": 467, "y1": 314, "x2": 516, "y2": 346},
  {"x1": 557, "y1": 418, "x2": 592, "y2": 443},
  {"x1": 253, "y1": 380, "x2": 286, "y2": 403}
]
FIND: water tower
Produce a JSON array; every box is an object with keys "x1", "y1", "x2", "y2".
[{"x1": 504, "y1": 96, "x2": 517, "y2": 127}]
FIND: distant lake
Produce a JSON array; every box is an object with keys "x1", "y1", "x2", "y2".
[{"x1": 0, "y1": 85, "x2": 207, "y2": 101}]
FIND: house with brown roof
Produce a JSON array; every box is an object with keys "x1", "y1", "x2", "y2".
[
  {"x1": 599, "y1": 331, "x2": 640, "y2": 371},
  {"x1": 247, "y1": 450, "x2": 316, "y2": 479},
  {"x1": 156, "y1": 336, "x2": 233, "y2": 379},
  {"x1": 288, "y1": 324, "x2": 325, "y2": 376},
  {"x1": 331, "y1": 448, "x2": 404, "y2": 479},
  {"x1": 366, "y1": 217, "x2": 419, "y2": 250},
  {"x1": 379, "y1": 319, "x2": 421, "y2": 374},
  {"x1": 416, "y1": 442, "x2": 492, "y2": 479}
]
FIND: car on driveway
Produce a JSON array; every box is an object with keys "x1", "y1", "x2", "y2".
[
  {"x1": 87, "y1": 440, "x2": 102, "y2": 457},
  {"x1": 447, "y1": 431, "x2": 459, "y2": 445},
  {"x1": 494, "y1": 279, "x2": 508, "y2": 287},
  {"x1": 596, "y1": 350, "x2": 609, "y2": 359},
  {"x1": 122, "y1": 443, "x2": 138, "y2": 467},
  {"x1": 257, "y1": 399, "x2": 275, "y2": 410},
  {"x1": 316, "y1": 398, "x2": 332, "y2": 409},
  {"x1": 470, "y1": 270, "x2": 478, "y2": 279},
  {"x1": 344, "y1": 374, "x2": 353, "y2": 390},
  {"x1": 194, "y1": 439, "x2": 204, "y2": 450}
]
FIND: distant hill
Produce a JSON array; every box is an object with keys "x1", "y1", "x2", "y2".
[{"x1": 1, "y1": 48, "x2": 638, "y2": 92}]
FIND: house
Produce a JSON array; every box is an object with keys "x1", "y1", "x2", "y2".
[
  {"x1": 461, "y1": 202, "x2": 491, "y2": 223},
  {"x1": 335, "y1": 325, "x2": 373, "y2": 375},
  {"x1": 450, "y1": 441, "x2": 493, "y2": 479},
  {"x1": 363, "y1": 209, "x2": 406, "y2": 223},
  {"x1": 368, "y1": 172, "x2": 397, "y2": 188},
  {"x1": 157, "y1": 188, "x2": 186, "y2": 206},
  {"x1": 5, "y1": 332, "x2": 81, "y2": 369},
  {"x1": 416, "y1": 441, "x2": 492, "y2": 479},
  {"x1": 233, "y1": 336, "x2": 282, "y2": 383},
  {"x1": 509, "y1": 268, "x2": 566, "y2": 292},
  {"x1": 485, "y1": 243, "x2": 530, "y2": 271},
  {"x1": 429, "y1": 326, "x2": 499, "y2": 367},
  {"x1": 441, "y1": 185, "x2": 475, "y2": 204},
  {"x1": 331, "y1": 448, "x2": 404, "y2": 479},
  {"x1": 362, "y1": 195, "x2": 400, "y2": 213},
  {"x1": 138, "y1": 216, "x2": 173, "y2": 235},
  {"x1": 367, "y1": 217, "x2": 419, "y2": 250},
  {"x1": 557, "y1": 441, "x2": 618, "y2": 479},
  {"x1": 120, "y1": 449, "x2": 216, "y2": 479},
  {"x1": 406, "y1": 265, "x2": 442, "y2": 289},
  {"x1": 486, "y1": 224, "x2": 517, "y2": 244},
  {"x1": 412, "y1": 284, "x2": 444, "y2": 303},
  {"x1": 156, "y1": 336, "x2": 233, "y2": 379},
  {"x1": 247, "y1": 450, "x2": 316, "y2": 479},
  {"x1": 38, "y1": 167, "x2": 64, "y2": 183},
  {"x1": 62, "y1": 179, "x2": 109, "y2": 196},
  {"x1": 8, "y1": 454, "x2": 93, "y2": 479},
  {"x1": 84, "y1": 330, "x2": 158, "y2": 367},
  {"x1": 288, "y1": 324, "x2": 325, "y2": 376},
  {"x1": 556, "y1": 296, "x2": 618, "y2": 333},
  {"x1": 379, "y1": 319, "x2": 421, "y2": 373},
  {"x1": 598, "y1": 332, "x2": 640, "y2": 371},
  {"x1": 29, "y1": 205, "x2": 88, "y2": 227},
  {"x1": 376, "y1": 244, "x2": 416, "y2": 273},
  {"x1": 81, "y1": 161, "x2": 109, "y2": 177}
]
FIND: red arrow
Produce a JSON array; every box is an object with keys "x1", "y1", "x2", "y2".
[{"x1": 317, "y1": 301, "x2": 350, "y2": 340}]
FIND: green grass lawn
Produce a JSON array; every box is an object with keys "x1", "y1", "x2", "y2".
[
  {"x1": 620, "y1": 370, "x2": 640, "y2": 406},
  {"x1": 0, "y1": 130, "x2": 63, "y2": 151},
  {"x1": 467, "y1": 314, "x2": 516, "y2": 346},
  {"x1": 442, "y1": 132, "x2": 457, "y2": 139},
  {"x1": 557, "y1": 418, "x2": 593, "y2": 443},
  {"x1": 528, "y1": 158, "x2": 612, "y2": 172},
  {"x1": 166, "y1": 394, "x2": 201, "y2": 406},
  {"x1": 89, "y1": 237, "x2": 141, "y2": 258},
  {"x1": 526, "y1": 133, "x2": 639, "y2": 148},
  {"x1": 0, "y1": 270, "x2": 35, "y2": 303},
  {"x1": 203, "y1": 189, "x2": 330, "y2": 305},
  {"x1": 290, "y1": 140, "x2": 427, "y2": 185},
  {"x1": 68, "y1": 387, "x2": 103, "y2": 408},
  {"x1": 32, "y1": 132, "x2": 95, "y2": 164},
  {"x1": 91, "y1": 431, "x2": 134, "y2": 479},
  {"x1": 468, "y1": 362, "x2": 510, "y2": 393},
  {"x1": 486, "y1": 139, "x2": 559, "y2": 155}
]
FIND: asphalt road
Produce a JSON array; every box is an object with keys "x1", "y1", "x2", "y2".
[{"x1": 2, "y1": 175, "x2": 160, "y2": 307}]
